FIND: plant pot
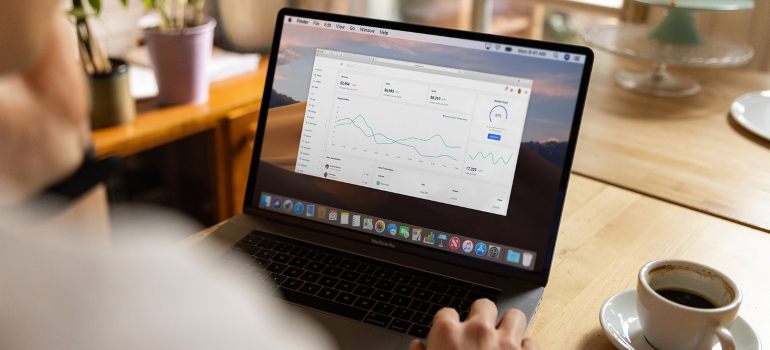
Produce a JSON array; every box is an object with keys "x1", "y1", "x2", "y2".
[
  {"x1": 144, "y1": 16, "x2": 217, "y2": 106},
  {"x1": 89, "y1": 58, "x2": 136, "y2": 129}
]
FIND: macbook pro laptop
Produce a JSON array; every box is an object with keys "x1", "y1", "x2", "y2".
[{"x1": 215, "y1": 8, "x2": 593, "y2": 349}]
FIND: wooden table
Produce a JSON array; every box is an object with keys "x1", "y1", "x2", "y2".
[
  {"x1": 574, "y1": 51, "x2": 770, "y2": 233},
  {"x1": 194, "y1": 174, "x2": 770, "y2": 349},
  {"x1": 530, "y1": 175, "x2": 769, "y2": 349}
]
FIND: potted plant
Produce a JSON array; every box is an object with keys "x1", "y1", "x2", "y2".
[
  {"x1": 143, "y1": 0, "x2": 216, "y2": 105},
  {"x1": 69, "y1": 0, "x2": 136, "y2": 129}
]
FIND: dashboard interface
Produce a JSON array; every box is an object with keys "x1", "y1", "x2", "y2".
[
  {"x1": 297, "y1": 49, "x2": 532, "y2": 215},
  {"x1": 250, "y1": 13, "x2": 589, "y2": 271}
]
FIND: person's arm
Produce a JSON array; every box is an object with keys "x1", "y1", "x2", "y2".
[
  {"x1": 411, "y1": 299, "x2": 539, "y2": 350},
  {"x1": 0, "y1": 8, "x2": 90, "y2": 206}
]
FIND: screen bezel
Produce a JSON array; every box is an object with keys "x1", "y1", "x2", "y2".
[{"x1": 243, "y1": 8, "x2": 593, "y2": 286}]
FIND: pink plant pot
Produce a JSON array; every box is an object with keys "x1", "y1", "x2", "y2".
[{"x1": 144, "y1": 16, "x2": 216, "y2": 105}]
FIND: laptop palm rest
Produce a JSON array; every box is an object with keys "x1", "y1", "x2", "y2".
[{"x1": 288, "y1": 302, "x2": 405, "y2": 349}]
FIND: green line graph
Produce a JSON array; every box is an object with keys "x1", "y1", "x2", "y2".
[
  {"x1": 468, "y1": 151, "x2": 515, "y2": 165},
  {"x1": 335, "y1": 114, "x2": 462, "y2": 160}
]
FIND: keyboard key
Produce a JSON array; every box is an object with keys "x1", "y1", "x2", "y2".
[
  {"x1": 353, "y1": 297, "x2": 376, "y2": 310},
  {"x1": 340, "y1": 259, "x2": 360, "y2": 271},
  {"x1": 374, "y1": 268, "x2": 394, "y2": 280},
  {"x1": 413, "y1": 289, "x2": 434, "y2": 301},
  {"x1": 288, "y1": 257, "x2": 308, "y2": 268},
  {"x1": 335, "y1": 292, "x2": 357, "y2": 305},
  {"x1": 356, "y1": 263, "x2": 377, "y2": 274},
  {"x1": 388, "y1": 319, "x2": 411, "y2": 333},
  {"x1": 373, "y1": 302, "x2": 395, "y2": 315},
  {"x1": 390, "y1": 295, "x2": 413, "y2": 307},
  {"x1": 285, "y1": 266, "x2": 303, "y2": 278},
  {"x1": 392, "y1": 307, "x2": 414, "y2": 321},
  {"x1": 323, "y1": 266, "x2": 342, "y2": 277},
  {"x1": 305, "y1": 261, "x2": 326, "y2": 272},
  {"x1": 257, "y1": 239, "x2": 277, "y2": 249},
  {"x1": 340, "y1": 270, "x2": 361, "y2": 282},
  {"x1": 289, "y1": 246, "x2": 309, "y2": 258},
  {"x1": 431, "y1": 294, "x2": 453, "y2": 306},
  {"x1": 408, "y1": 324, "x2": 430, "y2": 338},
  {"x1": 322, "y1": 255, "x2": 343, "y2": 266},
  {"x1": 275, "y1": 242, "x2": 293, "y2": 253},
  {"x1": 281, "y1": 288, "x2": 366, "y2": 320},
  {"x1": 375, "y1": 279, "x2": 395, "y2": 291},
  {"x1": 357, "y1": 275, "x2": 377, "y2": 286},
  {"x1": 428, "y1": 281, "x2": 449, "y2": 293},
  {"x1": 318, "y1": 288, "x2": 340, "y2": 300},
  {"x1": 352, "y1": 285, "x2": 374, "y2": 297},
  {"x1": 337, "y1": 281, "x2": 356, "y2": 292},
  {"x1": 281, "y1": 278, "x2": 303, "y2": 290},
  {"x1": 447, "y1": 286, "x2": 468, "y2": 299},
  {"x1": 450, "y1": 299, "x2": 472, "y2": 312},
  {"x1": 391, "y1": 272, "x2": 413, "y2": 284},
  {"x1": 411, "y1": 312, "x2": 432, "y2": 326},
  {"x1": 459, "y1": 311, "x2": 469, "y2": 321},
  {"x1": 427, "y1": 304, "x2": 443, "y2": 315},
  {"x1": 254, "y1": 258, "x2": 270, "y2": 268},
  {"x1": 300, "y1": 271, "x2": 321, "y2": 283},
  {"x1": 266, "y1": 262, "x2": 287, "y2": 274},
  {"x1": 299, "y1": 283, "x2": 322, "y2": 295},
  {"x1": 393, "y1": 284, "x2": 415, "y2": 296},
  {"x1": 363, "y1": 313, "x2": 392, "y2": 328},
  {"x1": 306, "y1": 250, "x2": 326, "y2": 261},
  {"x1": 273, "y1": 253, "x2": 291, "y2": 264},
  {"x1": 255, "y1": 248, "x2": 277, "y2": 260},
  {"x1": 318, "y1": 276, "x2": 339, "y2": 288},
  {"x1": 411, "y1": 277, "x2": 430, "y2": 289},
  {"x1": 372, "y1": 290, "x2": 393, "y2": 302},
  {"x1": 410, "y1": 300, "x2": 431, "y2": 313}
]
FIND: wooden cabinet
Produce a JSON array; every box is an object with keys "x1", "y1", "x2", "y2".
[{"x1": 222, "y1": 103, "x2": 261, "y2": 215}]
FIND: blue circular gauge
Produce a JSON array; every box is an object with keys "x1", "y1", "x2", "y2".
[{"x1": 489, "y1": 105, "x2": 508, "y2": 123}]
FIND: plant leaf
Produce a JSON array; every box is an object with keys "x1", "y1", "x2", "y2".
[
  {"x1": 87, "y1": 0, "x2": 101, "y2": 14},
  {"x1": 68, "y1": 7, "x2": 89, "y2": 19},
  {"x1": 120, "y1": 0, "x2": 128, "y2": 7},
  {"x1": 144, "y1": 0, "x2": 155, "y2": 9}
]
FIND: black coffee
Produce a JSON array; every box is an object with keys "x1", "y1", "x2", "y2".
[{"x1": 655, "y1": 288, "x2": 717, "y2": 309}]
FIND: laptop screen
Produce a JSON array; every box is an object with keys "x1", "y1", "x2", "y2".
[{"x1": 248, "y1": 10, "x2": 591, "y2": 275}]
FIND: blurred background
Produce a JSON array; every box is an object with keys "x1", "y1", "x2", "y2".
[{"x1": 75, "y1": 0, "x2": 769, "y2": 227}]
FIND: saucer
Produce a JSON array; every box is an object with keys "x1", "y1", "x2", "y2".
[
  {"x1": 731, "y1": 91, "x2": 770, "y2": 143},
  {"x1": 599, "y1": 289, "x2": 761, "y2": 350}
]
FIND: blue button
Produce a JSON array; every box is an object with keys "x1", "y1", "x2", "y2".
[
  {"x1": 487, "y1": 133, "x2": 501, "y2": 141},
  {"x1": 506, "y1": 250, "x2": 521, "y2": 263},
  {"x1": 474, "y1": 242, "x2": 487, "y2": 256}
]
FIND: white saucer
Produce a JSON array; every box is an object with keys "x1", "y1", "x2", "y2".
[
  {"x1": 600, "y1": 289, "x2": 761, "y2": 350},
  {"x1": 731, "y1": 91, "x2": 770, "y2": 143}
]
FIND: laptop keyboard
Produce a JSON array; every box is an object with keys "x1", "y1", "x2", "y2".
[{"x1": 225, "y1": 230, "x2": 499, "y2": 338}]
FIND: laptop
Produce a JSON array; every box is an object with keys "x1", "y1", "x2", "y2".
[{"x1": 215, "y1": 8, "x2": 593, "y2": 349}]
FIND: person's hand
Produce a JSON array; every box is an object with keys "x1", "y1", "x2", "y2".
[
  {"x1": 0, "y1": 14, "x2": 90, "y2": 205},
  {"x1": 410, "y1": 299, "x2": 539, "y2": 350}
]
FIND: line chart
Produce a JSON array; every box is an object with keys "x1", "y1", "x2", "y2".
[
  {"x1": 468, "y1": 151, "x2": 515, "y2": 165},
  {"x1": 334, "y1": 114, "x2": 461, "y2": 161}
]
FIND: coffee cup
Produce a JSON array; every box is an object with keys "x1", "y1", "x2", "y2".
[{"x1": 637, "y1": 259, "x2": 741, "y2": 350}]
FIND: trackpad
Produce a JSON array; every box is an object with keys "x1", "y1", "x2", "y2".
[{"x1": 289, "y1": 304, "x2": 404, "y2": 350}]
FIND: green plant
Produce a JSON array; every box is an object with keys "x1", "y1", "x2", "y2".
[
  {"x1": 69, "y1": 0, "x2": 128, "y2": 75},
  {"x1": 144, "y1": 0, "x2": 207, "y2": 30}
]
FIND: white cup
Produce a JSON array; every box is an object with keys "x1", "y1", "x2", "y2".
[{"x1": 637, "y1": 260, "x2": 741, "y2": 350}]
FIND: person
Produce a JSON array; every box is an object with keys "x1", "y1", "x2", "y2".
[{"x1": 0, "y1": 2, "x2": 539, "y2": 349}]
